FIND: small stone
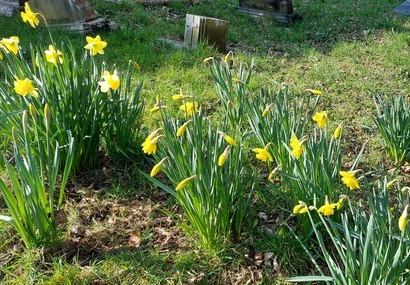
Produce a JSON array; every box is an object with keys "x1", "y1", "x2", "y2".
[
  {"x1": 263, "y1": 252, "x2": 274, "y2": 267},
  {"x1": 258, "y1": 212, "x2": 268, "y2": 221}
]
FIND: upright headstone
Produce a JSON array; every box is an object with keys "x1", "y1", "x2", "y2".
[
  {"x1": 237, "y1": 0, "x2": 299, "y2": 23},
  {"x1": 28, "y1": 0, "x2": 108, "y2": 32},
  {"x1": 184, "y1": 14, "x2": 229, "y2": 52},
  {"x1": 0, "y1": 0, "x2": 19, "y2": 17}
]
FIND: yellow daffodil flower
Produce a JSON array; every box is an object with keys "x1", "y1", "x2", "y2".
[
  {"x1": 1, "y1": 36, "x2": 19, "y2": 55},
  {"x1": 333, "y1": 123, "x2": 342, "y2": 139},
  {"x1": 252, "y1": 143, "x2": 273, "y2": 162},
  {"x1": 150, "y1": 157, "x2": 168, "y2": 177},
  {"x1": 45, "y1": 45, "x2": 63, "y2": 66},
  {"x1": 21, "y1": 2, "x2": 40, "y2": 28},
  {"x1": 317, "y1": 196, "x2": 337, "y2": 216},
  {"x1": 340, "y1": 170, "x2": 360, "y2": 190},
  {"x1": 218, "y1": 145, "x2": 231, "y2": 167},
  {"x1": 312, "y1": 111, "x2": 328, "y2": 128},
  {"x1": 262, "y1": 103, "x2": 274, "y2": 117},
  {"x1": 0, "y1": 49, "x2": 3, "y2": 60},
  {"x1": 84, "y1": 35, "x2": 107, "y2": 56},
  {"x1": 399, "y1": 205, "x2": 409, "y2": 232},
  {"x1": 305, "y1": 89, "x2": 323, "y2": 95},
  {"x1": 293, "y1": 201, "x2": 308, "y2": 214},
  {"x1": 175, "y1": 175, "x2": 197, "y2": 191},
  {"x1": 98, "y1": 70, "x2": 120, "y2": 93},
  {"x1": 176, "y1": 120, "x2": 192, "y2": 137},
  {"x1": 141, "y1": 135, "x2": 164, "y2": 155},
  {"x1": 217, "y1": 131, "x2": 237, "y2": 146},
  {"x1": 290, "y1": 135, "x2": 305, "y2": 159},
  {"x1": 179, "y1": 101, "x2": 199, "y2": 116},
  {"x1": 14, "y1": 78, "x2": 38, "y2": 97}
]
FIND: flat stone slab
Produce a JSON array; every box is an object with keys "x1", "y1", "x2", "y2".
[
  {"x1": 394, "y1": 0, "x2": 410, "y2": 15},
  {"x1": 0, "y1": 0, "x2": 19, "y2": 17}
]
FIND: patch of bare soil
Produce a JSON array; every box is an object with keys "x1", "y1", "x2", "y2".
[{"x1": 56, "y1": 192, "x2": 187, "y2": 264}]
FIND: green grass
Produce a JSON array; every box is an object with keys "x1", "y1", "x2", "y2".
[{"x1": 1, "y1": 0, "x2": 410, "y2": 283}]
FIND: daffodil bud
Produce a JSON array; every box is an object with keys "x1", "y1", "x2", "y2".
[
  {"x1": 399, "y1": 205, "x2": 409, "y2": 232},
  {"x1": 224, "y1": 51, "x2": 233, "y2": 65},
  {"x1": 12, "y1": 126, "x2": 18, "y2": 143},
  {"x1": 218, "y1": 145, "x2": 231, "y2": 167},
  {"x1": 217, "y1": 131, "x2": 237, "y2": 147},
  {"x1": 130, "y1": 60, "x2": 140, "y2": 71},
  {"x1": 29, "y1": 103, "x2": 36, "y2": 122},
  {"x1": 293, "y1": 201, "x2": 308, "y2": 214},
  {"x1": 150, "y1": 157, "x2": 168, "y2": 177},
  {"x1": 22, "y1": 110, "x2": 28, "y2": 136},
  {"x1": 44, "y1": 103, "x2": 50, "y2": 130},
  {"x1": 268, "y1": 165, "x2": 281, "y2": 182},
  {"x1": 175, "y1": 175, "x2": 197, "y2": 191},
  {"x1": 203, "y1": 57, "x2": 214, "y2": 63},
  {"x1": 176, "y1": 120, "x2": 192, "y2": 137},
  {"x1": 262, "y1": 103, "x2": 274, "y2": 117},
  {"x1": 305, "y1": 89, "x2": 323, "y2": 96},
  {"x1": 333, "y1": 123, "x2": 342, "y2": 139},
  {"x1": 232, "y1": 77, "x2": 241, "y2": 84},
  {"x1": 387, "y1": 179, "x2": 398, "y2": 189}
]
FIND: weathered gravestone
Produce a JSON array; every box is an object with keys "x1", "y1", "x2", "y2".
[
  {"x1": 394, "y1": 0, "x2": 410, "y2": 16},
  {"x1": 0, "y1": 0, "x2": 19, "y2": 17},
  {"x1": 237, "y1": 0, "x2": 298, "y2": 23},
  {"x1": 184, "y1": 14, "x2": 229, "y2": 52},
  {"x1": 26, "y1": 0, "x2": 111, "y2": 32}
]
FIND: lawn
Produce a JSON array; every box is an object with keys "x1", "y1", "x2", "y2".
[{"x1": 0, "y1": 0, "x2": 410, "y2": 283}]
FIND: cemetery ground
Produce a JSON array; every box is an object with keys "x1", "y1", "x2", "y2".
[{"x1": 1, "y1": 0, "x2": 410, "y2": 283}]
